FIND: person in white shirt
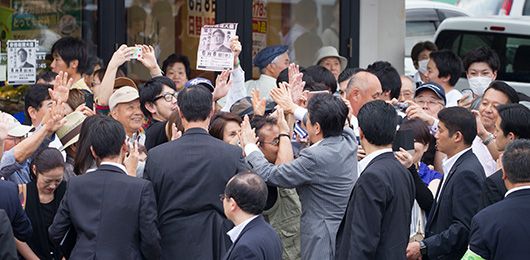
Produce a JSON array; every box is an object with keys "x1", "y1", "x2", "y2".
[
  {"x1": 245, "y1": 45, "x2": 290, "y2": 99},
  {"x1": 424, "y1": 50, "x2": 463, "y2": 107},
  {"x1": 221, "y1": 172, "x2": 282, "y2": 260}
]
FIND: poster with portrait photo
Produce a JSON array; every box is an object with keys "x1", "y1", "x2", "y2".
[
  {"x1": 7, "y1": 40, "x2": 37, "y2": 85},
  {"x1": 197, "y1": 23, "x2": 238, "y2": 71}
]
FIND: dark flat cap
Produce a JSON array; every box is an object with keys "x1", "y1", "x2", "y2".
[{"x1": 253, "y1": 45, "x2": 288, "y2": 70}]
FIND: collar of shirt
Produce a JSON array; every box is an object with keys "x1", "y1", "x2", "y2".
[
  {"x1": 311, "y1": 139, "x2": 324, "y2": 147},
  {"x1": 505, "y1": 185, "x2": 530, "y2": 198},
  {"x1": 227, "y1": 215, "x2": 259, "y2": 243},
  {"x1": 442, "y1": 147, "x2": 471, "y2": 176},
  {"x1": 359, "y1": 148, "x2": 393, "y2": 174},
  {"x1": 100, "y1": 162, "x2": 128, "y2": 175}
]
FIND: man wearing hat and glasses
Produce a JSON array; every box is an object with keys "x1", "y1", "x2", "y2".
[
  {"x1": 405, "y1": 82, "x2": 446, "y2": 136},
  {"x1": 1, "y1": 107, "x2": 66, "y2": 184},
  {"x1": 246, "y1": 45, "x2": 290, "y2": 99}
]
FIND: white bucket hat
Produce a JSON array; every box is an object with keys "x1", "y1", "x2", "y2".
[{"x1": 313, "y1": 46, "x2": 348, "y2": 72}]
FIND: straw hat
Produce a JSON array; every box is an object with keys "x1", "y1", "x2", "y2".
[{"x1": 57, "y1": 111, "x2": 86, "y2": 151}]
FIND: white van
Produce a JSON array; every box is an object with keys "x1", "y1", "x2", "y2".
[
  {"x1": 457, "y1": 0, "x2": 530, "y2": 16},
  {"x1": 434, "y1": 16, "x2": 530, "y2": 95}
]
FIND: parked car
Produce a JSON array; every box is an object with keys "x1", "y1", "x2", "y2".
[
  {"x1": 434, "y1": 16, "x2": 530, "y2": 95},
  {"x1": 405, "y1": 1, "x2": 471, "y2": 75},
  {"x1": 457, "y1": 0, "x2": 530, "y2": 16}
]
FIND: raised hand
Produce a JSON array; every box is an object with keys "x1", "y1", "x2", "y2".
[
  {"x1": 137, "y1": 45, "x2": 162, "y2": 77},
  {"x1": 275, "y1": 106, "x2": 290, "y2": 135},
  {"x1": 472, "y1": 110, "x2": 488, "y2": 140},
  {"x1": 213, "y1": 69, "x2": 233, "y2": 101},
  {"x1": 124, "y1": 140, "x2": 139, "y2": 176},
  {"x1": 43, "y1": 101, "x2": 67, "y2": 133},
  {"x1": 75, "y1": 104, "x2": 95, "y2": 117},
  {"x1": 394, "y1": 147, "x2": 413, "y2": 168},
  {"x1": 108, "y1": 44, "x2": 136, "y2": 69},
  {"x1": 171, "y1": 123, "x2": 182, "y2": 141},
  {"x1": 251, "y1": 89, "x2": 266, "y2": 116},
  {"x1": 270, "y1": 82, "x2": 297, "y2": 114},
  {"x1": 405, "y1": 100, "x2": 435, "y2": 126},
  {"x1": 49, "y1": 71, "x2": 73, "y2": 103},
  {"x1": 239, "y1": 115, "x2": 257, "y2": 149},
  {"x1": 230, "y1": 36, "x2": 242, "y2": 67},
  {"x1": 288, "y1": 64, "x2": 305, "y2": 103}
]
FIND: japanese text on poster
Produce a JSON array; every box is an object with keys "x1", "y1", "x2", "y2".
[
  {"x1": 197, "y1": 23, "x2": 237, "y2": 71},
  {"x1": 7, "y1": 40, "x2": 37, "y2": 85},
  {"x1": 188, "y1": 0, "x2": 216, "y2": 37}
]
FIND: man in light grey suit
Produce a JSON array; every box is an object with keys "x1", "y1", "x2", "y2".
[{"x1": 240, "y1": 93, "x2": 358, "y2": 260}]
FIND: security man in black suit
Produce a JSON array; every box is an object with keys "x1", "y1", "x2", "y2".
[
  {"x1": 407, "y1": 107, "x2": 485, "y2": 260},
  {"x1": 465, "y1": 139, "x2": 530, "y2": 259},
  {"x1": 144, "y1": 85, "x2": 246, "y2": 260},
  {"x1": 49, "y1": 115, "x2": 161, "y2": 260}
]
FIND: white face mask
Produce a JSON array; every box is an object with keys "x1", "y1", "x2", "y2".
[
  {"x1": 468, "y1": 76, "x2": 493, "y2": 96},
  {"x1": 418, "y1": 59, "x2": 429, "y2": 74}
]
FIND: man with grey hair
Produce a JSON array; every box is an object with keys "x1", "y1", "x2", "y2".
[
  {"x1": 245, "y1": 45, "x2": 290, "y2": 99},
  {"x1": 109, "y1": 86, "x2": 145, "y2": 177}
]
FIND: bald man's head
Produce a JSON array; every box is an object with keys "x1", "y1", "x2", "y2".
[{"x1": 346, "y1": 71, "x2": 382, "y2": 116}]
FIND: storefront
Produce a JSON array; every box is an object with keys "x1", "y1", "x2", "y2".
[{"x1": 0, "y1": 0, "x2": 360, "y2": 112}]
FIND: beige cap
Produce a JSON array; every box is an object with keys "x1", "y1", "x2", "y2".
[
  {"x1": 114, "y1": 77, "x2": 138, "y2": 90},
  {"x1": 5, "y1": 112, "x2": 32, "y2": 137},
  {"x1": 57, "y1": 111, "x2": 86, "y2": 151},
  {"x1": 313, "y1": 46, "x2": 348, "y2": 72},
  {"x1": 109, "y1": 86, "x2": 140, "y2": 110}
]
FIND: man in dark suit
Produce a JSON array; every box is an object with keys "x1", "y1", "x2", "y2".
[
  {"x1": 479, "y1": 104, "x2": 530, "y2": 209},
  {"x1": 144, "y1": 85, "x2": 246, "y2": 260},
  {"x1": 221, "y1": 172, "x2": 282, "y2": 260},
  {"x1": 0, "y1": 209, "x2": 17, "y2": 260},
  {"x1": 0, "y1": 179, "x2": 32, "y2": 242},
  {"x1": 335, "y1": 100, "x2": 415, "y2": 260},
  {"x1": 465, "y1": 139, "x2": 530, "y2": 259},
  {"x1": 49, "y1": 115, "x2": 161, "y2": 260},
  {"x1": 407, "y1": 107, "x2": 485, "y2": 260}
]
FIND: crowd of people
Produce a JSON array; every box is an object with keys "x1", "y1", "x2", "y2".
[{"x1": 1, "y1": 33, "x2": 530, "y2": 260}]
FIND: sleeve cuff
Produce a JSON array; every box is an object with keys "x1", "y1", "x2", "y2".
[
  {"x1": 294, "y1": 107, "x2": 308, "y2": 122},
  {"x1": 429, "y1": 118, "x2": 439, "y2": 136},
  {"x1": 244, "y1": 143, "x2": 263, "y2": 157}
]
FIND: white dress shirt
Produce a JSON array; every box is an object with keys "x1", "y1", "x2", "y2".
[
  {"x1": 359, "y1": 148, "x2": 393, "y2": 174},
  {"x1": 100, "y1": 161, "x2": 128, "y2": 175},
  {"x1": 471, "y1": 136, "x2": 497, "y2": 177},
  {"x1": 504, "y1": 185, "x2": 530, "y2": 198},
  {"x1": 437, "y1": 147, "x2": 472, "y2": 202},
  {"x1": 226, "y1": 215, "x2": 259, "y2": 242}
]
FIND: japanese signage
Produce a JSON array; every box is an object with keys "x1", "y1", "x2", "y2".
[
  {"x1": 252, "y1": 1, "x2": 268, "y2": 62},
  {"x1": 188, "y1": 0, "x2": 216, "y2": 37}
]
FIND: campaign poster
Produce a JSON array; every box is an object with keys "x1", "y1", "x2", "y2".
[
  {"x1": 7, "y1": 40, "x2": 37, "y2": 85},
  {"x1": 196, "y1": 23, "x2": 238, "y2": 71}
]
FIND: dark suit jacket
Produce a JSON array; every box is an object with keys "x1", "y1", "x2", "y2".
[
  {"x1": 479, "y1": 169, "x2": 507, "y2": 210},
  {"x1": 335, "y1": 152, "x2": 415, "y2": 260},
  {"x1": 223, "y1": 215, "x2": 282, "y2": 260},
  {"x1": 49, "y1": 164, "x2": 161, "y2": 260},
  {"x1": 468, "y1": 188, "x2": 530, "y2": 259},
  {"x1": 423, "y1": 149, "x2": 485, "y2": 260},
  {"x1": 144, "y1": 128, "x2": 247, "y2": 260},
  {"x1": 0, "y1": 209, "x2": 17, "y2": 260},
  {"x1": 0, "y1": 179, "x2": 32, "y2": 241}
]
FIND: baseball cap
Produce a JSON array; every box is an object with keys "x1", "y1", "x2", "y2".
[
  {"x1": 185, "y1": 77, "x2": 215, "y2": 92},
  {"x1": 415, "y1": 82, "x2": 447, "y2": 105},
  {"x1": 5, "y1": 112, "x2": 32, "y2": 137},
  {"x1": 109, "y1": 86, "x2": 140, "y2": 110}
]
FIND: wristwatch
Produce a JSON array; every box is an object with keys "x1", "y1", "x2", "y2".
[
  {"x1": 483, "y1": 132, "x2": 495, "y2": 146},
  {"x1": 419, "y1": 241, "x2": 427, "y2": 255}
]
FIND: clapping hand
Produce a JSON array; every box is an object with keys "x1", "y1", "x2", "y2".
[
  {"x1": 288, "y1": 63, "x2": 305, "y2": 104},
  {"x1": 239, "y1": 115, "x2": 258, "y2": 149},
  {"x1": 270, "y1": 82, "x2": 297, "y2": 114},
  {"x1": 251, "y1": 89, "x2": 266, "y2": 116},
  {"x1": 49, "y1": 71, "x2": 72, "y2": 103}
]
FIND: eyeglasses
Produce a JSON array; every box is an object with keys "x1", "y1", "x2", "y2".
[
  {"x1": 154, "y1": 92, "x2": 178, "y2": 102},
  {"x1": 91, "y1": 82, "x2": 100, "y2": 87},
  {"x1": 415, "y1": 98, "x2": 443, "y2": 106},
  {"x1": 219, "y1": 194, "x2": 227, "y2": 201},
  {"x1": 260, "y1": 137, "x2": 280, "y2": 146}
]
